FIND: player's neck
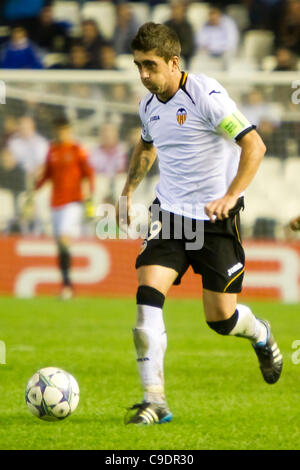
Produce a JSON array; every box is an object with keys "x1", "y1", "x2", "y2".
[{"x1": 156, "y1": 69, "x2": 183, "y2": 103}]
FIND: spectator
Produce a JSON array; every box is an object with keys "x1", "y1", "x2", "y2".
[
  {"x1": 0, "y1": 26, "x2": 43, "y2": 68},
  {"x1": 113, "y1": 3, "x2": 139, "y2": 55},
  {"x1": 30, "y1": 5, "x2": 71, "y2": 53},
  {"x1": 240, "y1": 89, "x2": 284, "y2": 158},
  {"x1": 7, "y1": 116, "x2": 49, "y2": 184},
  {"x1": 247, "y1": 0, "x2": 287, "y2": 40},
  {"x1": 68, "y1": 43, "x2": 92, "y2": 69},
  {"x1": 2, "y1": 0, "x2": 46, "y2": 29},
  {"x1": 81, "y1": 19, "x2": 105, "y2": 68},
  {"x1": 196, "y1": 5, "x2": 239, "y2": 58},
  {"x1": 280, "y1": 0, "x2": 300, "y2": 55},
  {"x1": 98, "y1": 43, "x2": 118, "y2": 70},
  {"x1": 89, "y1": 123, "x2": 127, "y2": 177},
  {"x1": 273, "y1": 46, "x2": 298, "y2": 70},
  {"x1": 0, "y1": 115, "x2": 18, "y2": 147},
  {"x1": 0, "y1": 146, "x2": 26, "y2": 228},
  {"x1": 164, "y1": 1, "x2": 195, "y2": 66}
]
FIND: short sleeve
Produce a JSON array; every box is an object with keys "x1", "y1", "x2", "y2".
[
  {"x1": 201, "y1": 79, "x2": 254, "y2": 141},
  {"x1": 139, "y1": 99, "x2": 153, "y2": 144}
]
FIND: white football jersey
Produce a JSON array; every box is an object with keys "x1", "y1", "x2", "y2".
[{"x1": 139, "y1": 72, "x2": 254, "y2": 220}]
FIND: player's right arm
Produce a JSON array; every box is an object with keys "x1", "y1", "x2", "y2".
[{"x1": 116, "y1": 138, "x2": 157, "y2": 227}]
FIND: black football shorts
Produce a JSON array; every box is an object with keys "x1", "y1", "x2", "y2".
[{"x1": 135, "y1": 197, "x2": 245, "y2": 293}]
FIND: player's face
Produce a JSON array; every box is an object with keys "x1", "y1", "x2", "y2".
[
  {"x1": 55, "y1": 125, "x2": 72, "y2": 143},
  {"x1": 133, "y1": 50, "x2": 178, "y2": 96}
]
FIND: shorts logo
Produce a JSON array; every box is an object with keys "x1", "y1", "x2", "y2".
[
  {"x1": 176, "y1": 107, "x2": 187, "y2": 125},
  {"x1": 227, "y1": 262, "x2": 243, "y2": 277}
]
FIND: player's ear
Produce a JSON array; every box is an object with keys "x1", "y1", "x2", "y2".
[{"x1": 169, "y1": 55, "x2": 179, "y2": 72}]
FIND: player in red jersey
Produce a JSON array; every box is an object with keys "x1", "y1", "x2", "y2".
[{"x1": 36, "y1": 117, "x2": 94, "y2": 299}]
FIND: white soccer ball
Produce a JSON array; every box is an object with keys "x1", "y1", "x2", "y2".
[{"x1": 25, "y1": 367, "x2": 80, "y2": 421}]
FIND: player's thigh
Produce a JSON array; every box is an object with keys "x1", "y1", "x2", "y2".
[
  {"x1": 52, "y1": 202, "x2": 83, "y2": 239},
  {"x1": 189, "y1": 214, "x2": 245, "y2": 294},
  {"x1": 137, "y1": 265, "x2": 179, "y2": 296},
  {"x1": 202, "y1": 288, "x2": 238, "y2": 322}
]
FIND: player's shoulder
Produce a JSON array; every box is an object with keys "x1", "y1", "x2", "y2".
[
  {"x1": 186, "y1": 73, "x2": 228, "y2": 98},
  {"x1": 139, "y1": 92, "x2": 155, "y2": 116},
  {"x1": 73, "y1": 142, "x2": 88, "y2": 157}
]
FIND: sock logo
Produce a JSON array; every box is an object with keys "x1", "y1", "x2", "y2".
[
  {"x1": 227, "y1": 262, "x2": 243, "y2": 277},
  {"x1": 137, "y1": 357, "x2": 150, "y2": 362}
]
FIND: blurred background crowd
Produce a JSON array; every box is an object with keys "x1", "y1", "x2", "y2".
[
  {"x1": 0, "y1": 0, "x2": 299, "y2": 239},
  {"x1": 0, "y1": 0, "x2": 298, "y2": 70}
]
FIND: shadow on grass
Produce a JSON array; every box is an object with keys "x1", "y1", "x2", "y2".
[{"x1": 0, "y1": 413, "x2": 123, "y2": 427}]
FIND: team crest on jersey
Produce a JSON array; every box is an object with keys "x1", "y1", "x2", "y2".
[{"x1": 176, "y1": 107, "x2": 187, "y2": 125}]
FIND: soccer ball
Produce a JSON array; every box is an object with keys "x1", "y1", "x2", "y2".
[{"x1": 25, "y1": 367, "x2": 80, "y2": 421}]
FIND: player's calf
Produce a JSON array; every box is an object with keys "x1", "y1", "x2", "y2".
[
  {"x1": 56, "y1": 237, "x2": 73, "y2": 298},
  {"x1": 126, "y1": 284, "x2": 173, "y2": 425},
  {"x1": 207, "y1": 304, "x2": 268, "y2": 344},
  {"x1": 207, "y1": 304, "x2": 283, "y2": 384}
]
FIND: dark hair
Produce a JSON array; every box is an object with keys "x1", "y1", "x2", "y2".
[
  {"x1": 209, "y1": 3, "x2": 225, "y2": 12},
  {"x1": 82, "y1": 18, "x2": 100, "y2": 31},
  {"x1": 131, "y1": 22, "x2": 181, "y2": 63},
  {"x1": 53, "y1": 117, "x2": 70, "y2": 129}
]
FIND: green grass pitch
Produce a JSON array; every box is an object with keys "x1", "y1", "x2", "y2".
[{"x1": 0, "y1": 296, "x2": 300, "y2": 450}]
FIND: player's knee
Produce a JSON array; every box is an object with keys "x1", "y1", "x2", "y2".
[
  {"x1": 136, "y1": 285, "x2": 165, "y2": 309},
  {"x1": 207, "y1": 310, "x2": 238, "y2": 336},
  {"x1": 57, "y1": 237, "x2": 70, "y2": 253},
  {"x1": 57, "y1": 234, "x2": 70, "y2": 244}
]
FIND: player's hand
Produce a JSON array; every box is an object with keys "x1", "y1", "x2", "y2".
[
  {"x1": 84, "y1": 198, "x2": 96, "y2": 219},
  {"x1": 116, "y1": 193, "x2": 132, "y2": 231},
  {"x1": 290, "y1": 216, "x2": 300, "y2": 231},
  {"x1": 21, "y1": 193, "x2": 34, "y2": 220},
  {"x1": 205, "y1": 195, "x2": 238, "y2": 222}
]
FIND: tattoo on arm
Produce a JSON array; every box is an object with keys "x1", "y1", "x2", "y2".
[
  {"x1": 128, "y1": 153, "x2": 152, "y2": 186},
  {"x1": 125, "y1": 140, "x2": 156, "y2": 192}
]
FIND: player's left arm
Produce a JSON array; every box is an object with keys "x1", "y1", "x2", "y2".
[
  {"x1": 79, "y1": 147, "x2": 94, "y2": 197},
  {"x1": 205, "y1": 129, "x2": 266, "y2": 222},
  {"x1": 79, "y1": 147, "x2": 95, "y2": 217}
]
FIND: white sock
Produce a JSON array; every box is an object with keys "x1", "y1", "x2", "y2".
[
  {"x1": 133, "y1": 304, "x2": 167, "y2": 403},
  {"x1": 229, "y1": 304, "x2": 268, "y2": 345}
]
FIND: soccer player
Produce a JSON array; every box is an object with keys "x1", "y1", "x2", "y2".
[
  {"x1": 36, "y1": 118, "x2": 94, "y2": 299},
  {"x1": 117, "y1": 23, "x2": 283, "y2": 425}
]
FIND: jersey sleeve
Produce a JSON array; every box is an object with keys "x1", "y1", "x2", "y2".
[
  {"x1": 139, "y1": 99, "x2": 153, "y2": 144},
  {"x1": 201, "y1": 79, "x2": 254, "y2": 141}
]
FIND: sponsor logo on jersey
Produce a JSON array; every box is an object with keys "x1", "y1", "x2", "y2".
[
  {"x1": 150, "y1": 115, "x2": 160, "y2": 122},
  {"x1": 176, "y1": 107, "x2": 187, "y2": 125},
  {"x1": 227, "y1": 262, "x2": 243, "y2": 277}
]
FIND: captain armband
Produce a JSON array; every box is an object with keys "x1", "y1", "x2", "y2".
[{"x1": 218, "y1": 110, "x2": 254, "y2": 141}]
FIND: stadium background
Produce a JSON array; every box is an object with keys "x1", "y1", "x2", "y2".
[{"x1": 0, "y1": 0, "x2": 299, "y2": 302}]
